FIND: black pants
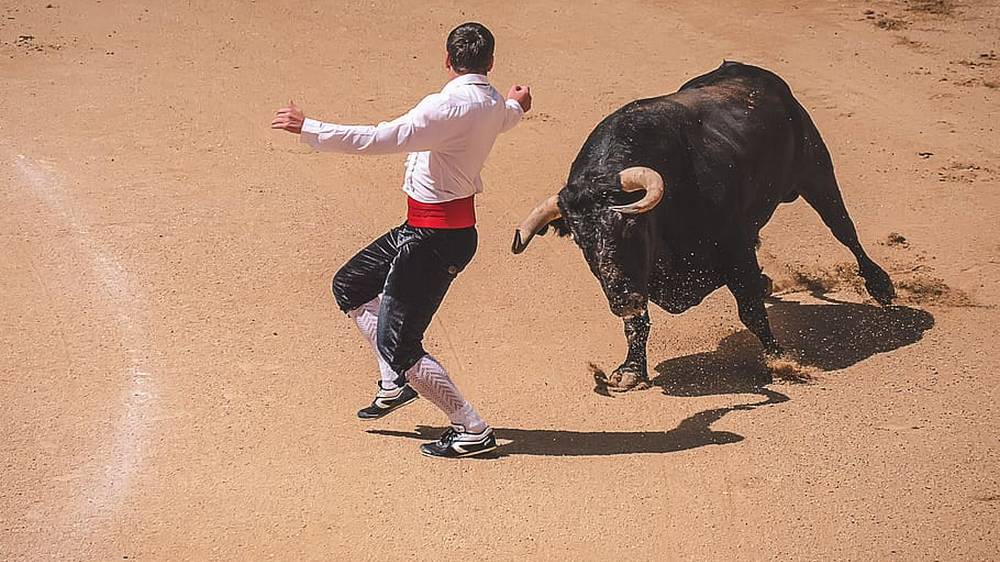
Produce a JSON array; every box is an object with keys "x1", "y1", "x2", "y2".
[{"x1": 333, "y1": 223, "x2": 478, "y2": 383}]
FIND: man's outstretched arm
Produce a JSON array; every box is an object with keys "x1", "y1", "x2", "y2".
[{"x1": 271, "y1": 97, "x2": 452, "y2": 155}]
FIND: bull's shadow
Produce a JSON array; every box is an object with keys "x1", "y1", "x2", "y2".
[
  {"x1": 371, "y1": 298, "x2": 932, "y2": 457},
  {"x1": 654, "y1": 296, "x2": 935, "y2": 397},
  {"x1": 367, "y1": 387, "x2": 788, "y2": 457}
]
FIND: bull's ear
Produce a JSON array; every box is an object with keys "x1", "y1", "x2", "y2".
[
  {"x1": 549, "y1": 217, "x2": 570, "y2": 237},
  {"x1": 536, "y1": 217, "x2": 570, "y2": 237}
]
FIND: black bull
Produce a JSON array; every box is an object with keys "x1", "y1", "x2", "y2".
[{"x1": 511, "y1": 61, "x2": 895, "y2": 391}]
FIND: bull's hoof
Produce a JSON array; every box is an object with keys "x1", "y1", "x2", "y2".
[
  {"x1": 761, "y1": 273, "x2": 775, "y2": 298},
  {"x1": 862, "y1": 266, "x2": 895, "y2": 306},
  {"x1": 604, "y1": 367, "x2": 650, "y2": 392},
  {"x1": 764, "y1": 351, "x2": 817, "y2": 382}
]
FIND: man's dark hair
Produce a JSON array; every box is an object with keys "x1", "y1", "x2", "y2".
[{"x1": 447, "y1": 22, "x2": 495, "y2": 74}]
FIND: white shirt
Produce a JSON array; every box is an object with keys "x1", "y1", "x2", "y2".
[{"x1": 300, "y1": 74, "x2": 524, "y2": 203}]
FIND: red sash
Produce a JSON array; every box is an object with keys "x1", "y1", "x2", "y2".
[{"x1": 406, "y1": 196, "x2": 476, "y2": 229}]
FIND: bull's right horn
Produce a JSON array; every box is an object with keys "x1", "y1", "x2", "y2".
[
  {"x1": 610, "y1": 166, "x2": 665, "y2": 214},
  {"x1": 512, "y1": 194, "x2": 561, "y2": 254}
]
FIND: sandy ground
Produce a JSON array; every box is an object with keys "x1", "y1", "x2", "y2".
[{"x1": 1, "y1": 0, "x2": 998, "y2": 560}]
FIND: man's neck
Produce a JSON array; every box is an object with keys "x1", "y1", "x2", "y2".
[{"x1": 448, "y1": 70, "x2": 487, "y2": 80}]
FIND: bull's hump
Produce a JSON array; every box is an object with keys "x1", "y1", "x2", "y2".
[{"x1": 679, "y1": 61, "x2": 770, "y2": 90}]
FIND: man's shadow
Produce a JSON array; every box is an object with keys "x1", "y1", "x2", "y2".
[
  {"x1": 371, "y1": 297, "x2": 934, "y2": 458},
  {"x1": 370, "y1": 386, "x2": 789, "y2": 457}
]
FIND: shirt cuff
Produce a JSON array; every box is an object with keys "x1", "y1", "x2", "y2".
[
  {"x1": 301, "y1": 117, "x2": 324, "y2": 135},
  {"x1": 299, "y1": 117, "x2": 328, "y2": 148},
  {"x1": 505, "y1": 98, "x2": 525, "y2": 116}
]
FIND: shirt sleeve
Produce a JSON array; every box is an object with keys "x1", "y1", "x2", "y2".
[
  {"x1": 499, "y1": 98, "x2": 525, "y2": 133},
  {"x1": 300, "y1": 94, "x2": 453, "y2": 155}
]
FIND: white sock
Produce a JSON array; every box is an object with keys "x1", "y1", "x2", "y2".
[
  {"x1": 404, "y1": 355, "x2": 487, "y2": 433},
  {"x1": 347, "y1": 296, "x2": 398, "y2": 390}
]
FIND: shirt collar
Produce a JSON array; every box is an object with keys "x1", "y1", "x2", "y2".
[{"x1": 442, "y1": 73, "x2": 491, "y2": 93}]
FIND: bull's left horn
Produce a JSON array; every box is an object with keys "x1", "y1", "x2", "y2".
[
  {"x1": 610, "y1": 166, "x2": 665, "y2": 214},
  {"x1": 512, "y1": 194, "x2": 561, "y2": 254}
]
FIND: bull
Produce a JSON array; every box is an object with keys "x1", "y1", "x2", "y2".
[{"x1": 512, "y1": 61, "x2": 895, "y2": 391}]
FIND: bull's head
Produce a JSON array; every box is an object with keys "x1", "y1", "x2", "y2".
[{"x1": 512, "y1": 166, "x2": 665, "y2": 317}]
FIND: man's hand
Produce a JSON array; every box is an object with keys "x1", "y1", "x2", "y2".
[
  {"x1": 271, "y1": 100, "x2": 305, "y2": 134},
  {"x1": 507, "y1": 85, "x2": 532, "y2": 113}
]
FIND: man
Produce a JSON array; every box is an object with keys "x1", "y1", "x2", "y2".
[{"x1": 271, "y1": 22, "x2": 531, "y2": 458}]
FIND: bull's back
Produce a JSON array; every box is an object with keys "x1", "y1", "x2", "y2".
[
  {"x1": 669, "y1": 62, "x2": 820, "y2": 228},
  {"x1": 569, "y1": 62, "x2": 827, "y2": 230}
]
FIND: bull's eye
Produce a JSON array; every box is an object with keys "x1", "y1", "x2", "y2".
[
  {"x1": 600, "y1": 209, "x2": 629, "y2": 232},
  {"x1": 622, "y1": 219, "x2": 638, "y2": 239}
]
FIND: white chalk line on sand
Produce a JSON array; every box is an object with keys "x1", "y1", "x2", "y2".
[{"x1": 12, "y1": 153, "x2": 156, "y2": 547}]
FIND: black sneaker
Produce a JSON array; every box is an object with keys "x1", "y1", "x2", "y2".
[
  {"x1": 420, "y1": 424, "x2": 497, "y2": 459},
  {"x1": 357, "y1": 383, "x2": 419, "y2": 420}
]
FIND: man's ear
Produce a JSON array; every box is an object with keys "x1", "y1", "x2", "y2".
[
  {"x1": 445, "y1": 53, "x2": 453, "y2": 71},
  {"x1": 486, "y1": 55, "x2": 494, "y2": 73}
]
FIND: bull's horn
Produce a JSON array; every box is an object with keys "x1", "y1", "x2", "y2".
[
  {"x1": 512, "y1": 194, "x2": 561, "y2": 254},
  {"x1": 610, "y1": 166, "x2": 664, "y2": 214}
]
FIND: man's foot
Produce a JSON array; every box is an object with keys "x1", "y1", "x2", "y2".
[
  {"x1": 357, "y1": 383, "x2": 419, "y2": 420},
  {"x1": 420, "y1": 424, "x2": 497, "y2": 459}
]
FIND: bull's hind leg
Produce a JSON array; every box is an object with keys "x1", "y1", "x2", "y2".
[
  {"x1": 727, "y1": 251, "x2": 783, "y2": 357},
  {"x1": 800, "y1": 150, "x2": 895, "y2": 305}
]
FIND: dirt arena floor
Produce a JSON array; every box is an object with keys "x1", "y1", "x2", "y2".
[{"x1": 2, "y1": 0, "x2": 999, "y2": 560}]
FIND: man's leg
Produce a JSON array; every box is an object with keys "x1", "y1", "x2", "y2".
[
  {"x1": 407, "y1": 356, "x2": 487, "y2": 432},
  {"x1": 376, "y1": 226, "x2": 494, "y2": 457},
  {"x1": 346, "y1": 294, "x2": 397, "y2": 390},
  {"x1": 378, "y1": 294, "x2": 487, "y2": 433},
  {"x1": 332, "y1": 227, "x2": 420, "y2": 419}
]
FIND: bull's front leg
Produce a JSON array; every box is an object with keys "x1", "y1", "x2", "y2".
[{"x1": 605, "y1": 309, "x2": 651, "y2": 392}]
